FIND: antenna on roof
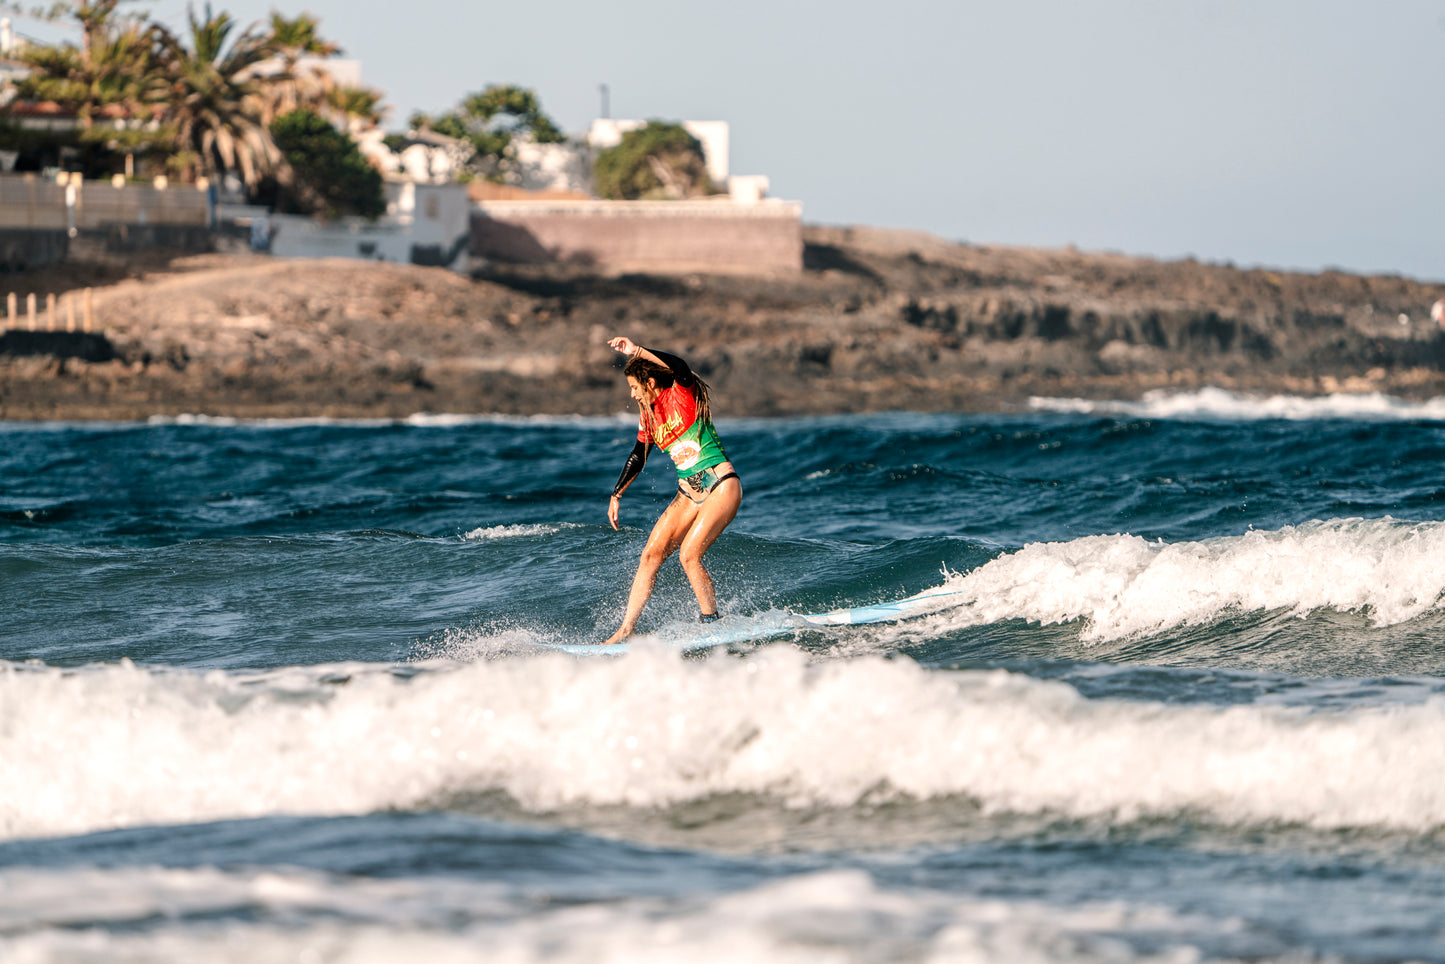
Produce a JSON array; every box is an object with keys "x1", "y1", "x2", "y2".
[{"x1": 598, "y1": 83, "x2": 610, "y2": 119}]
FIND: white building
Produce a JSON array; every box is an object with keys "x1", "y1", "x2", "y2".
[
  {"x1": 361, "y1": 129, "x2": 473, "y2": 184},
  {"x1": 510, "y1": 135, "x2": 593, "y2": 195},
  {"x1": 265, "y1": 180, "x2": 471, "y2": 269}
]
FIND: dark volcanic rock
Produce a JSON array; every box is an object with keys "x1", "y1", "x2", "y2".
[
  {"x1": 0, "y1": 226, "x2": 1442, "y2": 421},
  {"x1": 0, "y1": 329, "x2": 116, "y2": 363}
]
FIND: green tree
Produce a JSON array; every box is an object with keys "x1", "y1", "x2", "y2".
[
  {"x1": 266, "y1": 107, "x2": 384, "y2": 219},
  {"x1": 152, "y1": 4, "x2": 283, "y2": 188},
  {"x1": 593, "y1": 121, "x2": 715, "y2": 200},
  {"x1": 412, "y1": 84, "x2": 563, "y2": 182},
  {"x1": 7, "y1": 1, "x2": 171, "y2": 174},
  {"x1": 6, "y1": 2, "x2": 381, "y2": 202},
  {"x1": 11, "y1": 0, "x2": 167, "y2": 133}
]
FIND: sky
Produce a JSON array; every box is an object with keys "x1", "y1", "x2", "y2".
[{"x1": 16, "y1": 0, "x2": 1445, "y2": 280}]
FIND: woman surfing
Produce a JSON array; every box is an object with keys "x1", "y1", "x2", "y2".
[{"x1": 602, "y1": 336, "x2": 742, "y2": 645}]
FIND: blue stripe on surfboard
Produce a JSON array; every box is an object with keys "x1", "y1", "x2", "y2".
[
  {"x1": 797, "y1": 586, "x2": 967, "y2": 627},
  {"x1": 542, "y1": 585, "x2": 967, "y2": 655}
]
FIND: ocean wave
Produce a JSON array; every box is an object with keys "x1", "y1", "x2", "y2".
[
  {"x1": 896, "y1": 517, "x2": 1445, "y2": 642},
  {"x1": 4, "y1": 649, "x2": 1445, "y2": 840},
  {"x1": 0, "y1": 865, "x2": 1254, "y2": 964},
  {"x1": 1029, "y1": 387, "x2": 1445, "y2": 421}
]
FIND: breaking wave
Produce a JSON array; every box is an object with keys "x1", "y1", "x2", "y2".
[{"x1": 5, "y1": 646, "x2": 1445, "y2": 841}]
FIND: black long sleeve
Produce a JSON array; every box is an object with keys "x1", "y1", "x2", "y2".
[
  {"x1": 648, "y1": 348, "x2": 696, "y2": 388},
  {"x1": 613, "y1": 439, "x2": 649, "y2": 496}
]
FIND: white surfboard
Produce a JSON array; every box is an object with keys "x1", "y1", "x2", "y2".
[
  {"x1": 545, "y1": 584, "x2": 966, "y2": 655},
  {"x1": 791, "y1": 585, "x2": 968, "y2": 628}
]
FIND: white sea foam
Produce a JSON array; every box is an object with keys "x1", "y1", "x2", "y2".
[
  {"x1": 5, "y1": 645, "x2": 1445, "y2": 841},
  {"x1": 0, "y1": 865, "x2": 1257, "y2": 964},
  {"x1": 902, "y1": 517, "x2": 1445, "y2": 641},
  {"x1": 462, "y1": 523, "x2": 568, "y2": 541},
  {"x1": 404, "y1": 411, "x2": 638, "y2": 429},
  {"x1": 1029, "y1": 387, "x2": 1445, "y2": 421},
  {"x1": 146, "y1": 414, "x2": 395, "y2": 428}
]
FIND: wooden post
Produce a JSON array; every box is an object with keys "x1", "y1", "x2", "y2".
[
  {"x1": 6, "y1": 292, "x2": 14, "y2": 330},
  {"x1": 65, "y1": 293, "x2": 76, "y2": 332},
  {"x1": 83, "y1": 288, "x2": 93, "y2": 332},
  {"x1": 25, "y1": 292, "x2": 35, "y2": 331},
  {"x1": 46, "y1": 292, "x2": 55, "y2": 331}
]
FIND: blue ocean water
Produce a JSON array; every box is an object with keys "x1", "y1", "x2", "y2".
[{"x1": 5, "y1": 388, "x2": 1445, "y2": 962}]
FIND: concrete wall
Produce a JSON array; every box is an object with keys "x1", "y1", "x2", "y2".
[
  {"x1": 98, "y1": 223, "x2": 212, "y2": 251},
  {"x1": 0, "y1": 228, "x2": 67, "y2": 269},
  {"x1": 471, "y1": 199, "x2": 803, "y2": 274},
  {"x1": 0, "y1": 175, "x2": 68, "y2": 230},
  {"x1": 0, "y1": 174, "x2": 210, "y2": 229},
  {"x1": 0, "y1": 173, "x2": 214, "y2": 262},
  {"x1": 76, "y1": 179, "x2": 209, "y2": 229}
]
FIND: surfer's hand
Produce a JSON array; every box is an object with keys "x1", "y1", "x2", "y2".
[
  {"x1": 608, "y1": 494, "x2": 620, "y2": 530},
  {"x1": 608, "y1": 336, "x2": 637, "y2": 356}
]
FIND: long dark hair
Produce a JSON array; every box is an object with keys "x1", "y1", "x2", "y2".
[{"x1": 625, "y1": 353, "x2": 713, "y2": 430}]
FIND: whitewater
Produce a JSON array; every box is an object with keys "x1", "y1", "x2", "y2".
[{"x1": 5, "y1": 391, "x2": 1445, "y2": 962}]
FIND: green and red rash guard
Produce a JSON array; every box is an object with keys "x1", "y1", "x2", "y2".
[
  {"x1": 638, "y1": 381, "x2": 729, "y2": 480},
  {"x1": 612, "y1": 349, "x2": 729, "y2": 497}
]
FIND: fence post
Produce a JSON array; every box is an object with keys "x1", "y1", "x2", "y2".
[
  {"x1": 6, "y1": 292, "x2": 14, "y2": 329},
  {"x1": 65, "y1": 292, "x2": 75, "y2": 332},
  {"x1": 83, "y1": 288, "x2": 93, "y2": 332},
  {"x1": 25, "y1": 292, "x2": 35, "y2": 330},
  {"x1": 46, "y1": 292, "x2": 55, "y2": 331}
]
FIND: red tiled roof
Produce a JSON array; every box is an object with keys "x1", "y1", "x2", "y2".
[{"x1": 3, "y1": 99, "x2": 146, "y2": 120}]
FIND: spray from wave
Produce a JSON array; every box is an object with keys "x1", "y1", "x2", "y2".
[{"x1": 1030, "y1": 387, "x2": 1445, "y2": 421}]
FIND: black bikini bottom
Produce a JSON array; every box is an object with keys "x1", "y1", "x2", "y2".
[{"x1": 678, "y1": 466, "x2": 740, "y2": 505}]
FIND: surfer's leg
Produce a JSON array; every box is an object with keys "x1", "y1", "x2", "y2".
[
  {"x1": 677, "y1": 476, "x2": 741, "y2": 618},
  {"x1": 602, "y1": 496, "x2": 699, "y2": 644}
]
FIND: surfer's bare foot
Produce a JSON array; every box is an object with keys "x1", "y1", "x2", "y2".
[{"x1": 601, "y1": 627, "x2": 631, "y2": 645}]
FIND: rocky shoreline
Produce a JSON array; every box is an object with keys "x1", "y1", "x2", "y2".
[{"x1": 1, "y1": 225, "x2": 1443, "y2": 421}]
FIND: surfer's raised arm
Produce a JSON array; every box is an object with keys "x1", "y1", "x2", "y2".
[
  {"x1": 600, "y1": 335, "x2": 743, "y2": 645},
  {"x1": 607, "y1": 337, "x2": 694, "y2": 382}
]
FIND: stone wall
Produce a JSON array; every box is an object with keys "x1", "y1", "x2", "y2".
[{"x1": 471, "y1": 199, "x2": 803, "y2": 274}]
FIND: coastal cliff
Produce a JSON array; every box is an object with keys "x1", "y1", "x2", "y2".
[{"x1": 1, "y1": 225, "x2": 1443, "y2": 420}]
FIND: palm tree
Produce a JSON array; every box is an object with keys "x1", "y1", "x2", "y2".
[
  {"x1": 13, "y1": 0, "x2": 167, "y2": 134},
  {"x1": 8, "y1": 1, "x2": 173, "y2": 175},
  {"x1": 10, "y1": 2, "x2": 370, "y2": 206},
  {"x1": 153, "y1": 3, "x2": 280, "y2": 189},
  {"x1": 267, "y1": 11, "x2": 340, "y2": 59},
  {"x1": 326, "y1": 84, "x2": 386, "y2": 131},
  {"x1": 253, "y1": 12, "x2": 340, "y2": 125}
]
